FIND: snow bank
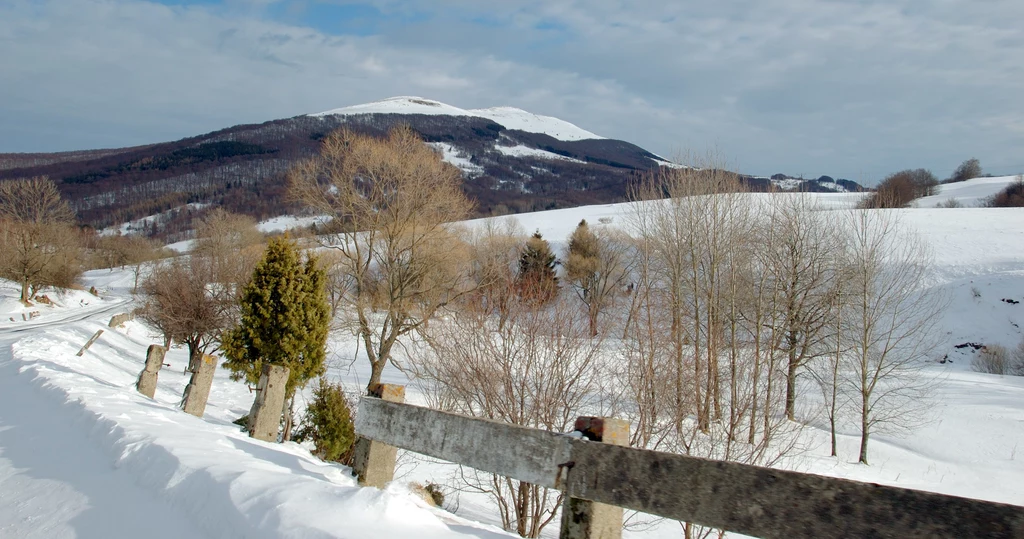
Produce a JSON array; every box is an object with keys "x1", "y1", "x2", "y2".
[{"x1": 6, "y1": 320, "x2": 511, "y2": 539}]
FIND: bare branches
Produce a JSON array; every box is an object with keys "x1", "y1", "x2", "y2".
[
  {"x1": 840, "y1": 209, "x2": 945, "y2": 464},
  {"x1": 0, "y1": 176, "x2": 82, "y2": 301},
  {"x1": 289, "y1": 126, "x2": 474, "y2": 393}
]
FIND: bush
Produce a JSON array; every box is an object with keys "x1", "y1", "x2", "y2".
[
  {"x1": 1014, "y1": 340, "x2": 1024, "y2": 376},
  {"x1": 986, "y1": 175, "x2": 1024, "y2": 208},
  {"x1": 971, "y1": 343, "x2": 1024, "y2": 375},
  {"x1": 948, "y1": 158, "x2": 982, "y2": 183},
  {"x1": 936, "y1": 198, "x2": 963, "y2": 208},
  {"x1": 859, "y1": 169, "x2": 937, "y2": 209},
  {"x1": 294, "y1": 378, "x2": 356, "y2": 463}
]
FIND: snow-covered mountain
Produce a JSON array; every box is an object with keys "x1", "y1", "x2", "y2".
[
  {"x1": 0, "y1": 96, "x2": 862, "y2": 239},
  {"x1": 312, "y1": 96, "x2": 604, "y2": 142}
]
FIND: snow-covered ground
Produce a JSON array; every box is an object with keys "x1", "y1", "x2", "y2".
[
  {"x1": 257, "y1": 215, "x2": 331, "y2": 234},
  {"x1": 427, "y1": 142, "x2": 486, "y2": 177},
  {"x1": 2, "y1": 178, "x2": 1024, "y2": 537}
]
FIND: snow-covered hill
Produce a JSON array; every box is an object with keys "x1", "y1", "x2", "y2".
[
  {"x1": 312, "y1": 96, "x2": 604, "y2": 142},
  {"x1": 913, "y1": 175, "x2": 1021, "y2": 208}
]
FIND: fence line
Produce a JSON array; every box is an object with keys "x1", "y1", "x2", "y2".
[{"x1": 354, "y1": 391, "x2": 1024, "y2": 539}]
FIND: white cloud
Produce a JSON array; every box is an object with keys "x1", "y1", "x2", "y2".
[{"x1": 1, "y1": 0, "x2": 1023, "y2": 183}]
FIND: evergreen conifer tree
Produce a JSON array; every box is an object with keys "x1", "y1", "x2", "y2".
[
  {"x1": 516, "y1": 231, "x2": 558, "y2": 304},
  {"x1": 222, "y1": 236, "x2": 330, "y2": 439}
]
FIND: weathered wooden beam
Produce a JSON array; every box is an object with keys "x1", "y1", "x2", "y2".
[
  {"x1": 563, "y1": 440, "x2": 1024, "y2": 539},
  {"x1": 355, "y1": 397, "x2": 571, "y2": 489}
]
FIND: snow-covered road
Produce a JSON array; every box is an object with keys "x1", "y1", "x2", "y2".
[{"x1": 0, "y1": 335, "x2": 205, "y2": 538}]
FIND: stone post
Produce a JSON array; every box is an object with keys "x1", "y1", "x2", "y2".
[
  {"x1": 181, "y1": 354, "x2": 217, "y2": 417},
  {"x1": 135, "y1": 344, "x2": 166, "y2": 399},
  {"x1": 560, "y1": 417, "x2": 629, "y2": 539},
  {"x1": 247, "y1": 364, "x2": 290, "y2": 442},
  {"x1": 108, "y1": 312, "x2": 133, "y2": 327},
  {"x1": 352, "y1": 384, "x2": 405, "y2": 488}
]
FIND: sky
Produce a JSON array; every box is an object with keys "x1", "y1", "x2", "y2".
[{"x1": 1, "y1": 0, "x2": 1023, "y2": 183}]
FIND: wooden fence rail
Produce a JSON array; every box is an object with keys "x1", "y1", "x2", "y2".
[{"x1": 354, "y1": 390, "x2": 1024, "y2": 539}]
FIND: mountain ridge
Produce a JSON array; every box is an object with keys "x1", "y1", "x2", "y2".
[{"x1": 0, "y1": 97, "x2": 863, "y2": 240}]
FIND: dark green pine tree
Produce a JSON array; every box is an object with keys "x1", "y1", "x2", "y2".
[
  {"x1": 516, "y1": 230, "x2": 558, "y2": 304},
  {"x1": 222, "y1": 236, "x2": 330, "y2": 439}
]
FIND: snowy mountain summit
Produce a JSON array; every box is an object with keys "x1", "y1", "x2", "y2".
[{"x1": 312, "y1": 96, "x2": 605, "y2": 142}]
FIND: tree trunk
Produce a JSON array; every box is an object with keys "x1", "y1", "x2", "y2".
[
  {"x1": 282, "y1": 395, "x2": 294, "y2": 442},
  {"x1": 186, "y1": 343, "x2": 202, "y2": 374},
  {"x1": 859, "y1": 392, "x2": 870, "y2": 464},
  {"x1": 20, "y1": 280, "x2": 30, "y2": 303},
  {"x1": 785, "y1": 349, "x2": 799, "y2": 421}
]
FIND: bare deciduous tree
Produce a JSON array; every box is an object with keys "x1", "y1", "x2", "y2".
[
  {"x1": 564, "y1": 219, "x2": 634, "y2": 336},
  {"x1": 761, "y1": 195, "x2": 842, "y2": 420},
  {"x1": 0, "y1": 177, "x2": 82, "y2": 302},
  {"x1": 137, "y1": 255, "x2": 234, "y2": 372},
  {"x1": 841, "y1": 209, "x2": 944, "y2": 464},
  {"x1": 192, "y1": 208, "x2": 264, "y2": 295},
  {"x1": 289, "y1": 126, "x2": 474, "y2": 393}
]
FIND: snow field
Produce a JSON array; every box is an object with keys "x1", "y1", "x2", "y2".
[{"x1": 3, "y1": 174, "x2": 1024, "y2": 537}]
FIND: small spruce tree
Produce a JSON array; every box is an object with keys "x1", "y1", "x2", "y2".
[
  {"x1": 516, "y1": 231, "x2": 558, "y2": 304},
  {"x1": 294, "y1": 377, "x2": 355, "y2": 463},
  {"x1": 222, "y1": 236, "x2": 330, "y2": 440}
]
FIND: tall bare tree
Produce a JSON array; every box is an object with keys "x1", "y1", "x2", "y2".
[
  {"x1": 629, "y1": 152, "x2": 748, "y2": 433},
  {"x1": 841, "y1": 209, "x2": 944, "y2": 464},
  {"x1": 192, "y1": 208, "x2": 264, "y2": 295},
  {"x1": 761, "y1": 194, "x2": 842, "y2": 420},
  {"x1": 289, "y1": 126, "x2": 473, "y2": 393}
]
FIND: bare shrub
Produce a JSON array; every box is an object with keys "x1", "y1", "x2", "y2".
[
  {"x1": 414, "y1": 295, "x2": 604, "y2": 538},
  {"x1": 986, "y1": 175, "x2": 1024, "y2": 208},
  {"x1": 972, "y1": 344, "x2": 1010, "y2": 375},
  {"x1": 0, "y1": 177, "x2": 83, "y2": 301},
  {"x1": 859, "y1": 169, "x2": 936, "y2": 209},
  {"x1": 1013, "y1": 340, "x2": 1024, "y2": 376}
]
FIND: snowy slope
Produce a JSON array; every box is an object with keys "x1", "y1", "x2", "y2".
[
  {"x1": 311, "y1": 97, "x2": 603, "y2": 142},
  {"x1": 913, "y1": 175, "x2": 1020, "y2": 207},
  {"x1": 3, "y1": 191, "x2": 1024, "y2": 538}
]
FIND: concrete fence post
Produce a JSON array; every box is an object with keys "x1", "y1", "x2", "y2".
[
  {"x1": 135, "y1": 344, "x2": 166, "y2": 399},
  {"x1": 560, "y1": 417, "x2": 629, "y2": 539},
  {"x1": 247, "y1": 364, "x2": 290, "y2": 442},
  {"x1": 181, "y1": 354, "x2": 217, "y2": 417},
  {"x1": 108, "y1": 312, "x2": 133, "y2": 327},
  {"x1": 76, "y1": 330, "x2": 104, "y2": 357},
  {"x1": 352, "y1": 384, "x2": 405, "y2": 488}
]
